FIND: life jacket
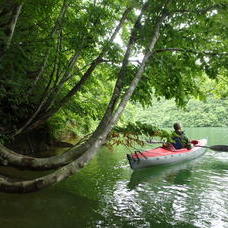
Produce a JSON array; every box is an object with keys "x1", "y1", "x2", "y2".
[
  {"x1": 172, "y1": 136, "x2": 184, "y2": 149},
  {"x1": 172, "y1": 131, "x2": 186, "y2": 149}
]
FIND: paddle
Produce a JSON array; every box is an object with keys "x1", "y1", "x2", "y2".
[
  {"x1": 146, "y1": 140, "x2": 228, "y2": 152},
  {"x1": 146, "y1": 140, "x2": 165, "y2": 144},
  {"x1": 194, "y1": 145, "x2": 228, "y2": 152}
]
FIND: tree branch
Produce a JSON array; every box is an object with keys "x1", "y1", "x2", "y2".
[
  {"x1": 0, "y1": 142, "x2": 87, "y2": 170},
  {"x1": 173, "y1": 3, "x2": 228, "y2": 15},
  {"x1": 154, "y1": 48, "x2": 228, "y2": 56}
]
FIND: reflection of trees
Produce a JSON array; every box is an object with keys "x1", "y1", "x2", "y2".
[
  {"x1": 128, "y1": 161, "x2": 196, "y2": 189},
  {"x1": 0, "y1": 186, "x2": 99, "y2": 228},
  {"x1": 66, "y1": 146, "x2": 130, "y2": 200}
]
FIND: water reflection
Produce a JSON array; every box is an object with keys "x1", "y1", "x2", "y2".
[
  {"x1": 97, "y1": 151, "x2": 228, "y2": 227},
  {"x1": 128, "y1": 160, "x2": 199, "y2": 189},
  {"x1": 0, "y1": 187, "x2": 100, "y2": 228},
  {"x1": 0, "y1": 128, "x2": 228, "y2": 228}
]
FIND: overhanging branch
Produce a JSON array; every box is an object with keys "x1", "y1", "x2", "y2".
[
  {"x1": 154, "y1": 48, "x2": 228, "y2": 56},
  {"x1": 172, "y1": 3, "x2": 228, "y2": 15}
]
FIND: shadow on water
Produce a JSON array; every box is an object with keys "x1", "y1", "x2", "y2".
[
  {"x1": 0, "y1": 176, "x2": 101, "y2": 228},
  {"x1": 0, "y1": 186, "x2": 100, "y2": 228}
]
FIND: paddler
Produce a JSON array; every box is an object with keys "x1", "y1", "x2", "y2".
[{"x1": 171, "y1": 123, "x2": 191, "y2": 149}]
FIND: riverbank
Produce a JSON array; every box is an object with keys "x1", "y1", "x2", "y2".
[{"x1": 6, "y1": 126, "x2": 75, "y2": 156}]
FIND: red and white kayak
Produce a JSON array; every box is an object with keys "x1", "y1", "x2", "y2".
[{"x1": 127, "y1": 139, "x2": 207, "y2": 170}]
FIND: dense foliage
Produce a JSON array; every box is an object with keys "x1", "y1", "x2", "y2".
[{"x1": 124, "y1": 96, "x2": 228, "y2": 128}]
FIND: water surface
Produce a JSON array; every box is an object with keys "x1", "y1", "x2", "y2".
[{"x1": 0, "y1": 128, "x2": 228, "y2": 228}]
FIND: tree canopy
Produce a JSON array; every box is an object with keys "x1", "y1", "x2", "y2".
[{"x1": 0, "y1": 0, "x2": 227, "y2": 193}]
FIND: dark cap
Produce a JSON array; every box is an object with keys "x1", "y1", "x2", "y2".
[{"x1": 173, "y1": 123, "x2": 181, "y2": 131}]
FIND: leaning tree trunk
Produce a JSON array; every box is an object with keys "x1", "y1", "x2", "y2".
[
  {"x1": 87, "y1": 2, "x2": 149, "y2": 142},
  {"x1": 0, "y1": 141, "x2": 89, "y2": 170},
  {"x1": 0, "y1": 134, "x2": 106, "y2": 193}
]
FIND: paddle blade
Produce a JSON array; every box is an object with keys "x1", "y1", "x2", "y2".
[{"x1": 210, "y1": 145, "x2": 228, "y2": 152}]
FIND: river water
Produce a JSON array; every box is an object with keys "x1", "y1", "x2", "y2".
[{"x1": 0, "y1": 128, "x2": 228, "y2": 228}]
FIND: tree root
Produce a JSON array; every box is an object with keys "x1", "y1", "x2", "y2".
[
  {"x1": 0, "y1": 141, "x2": 99, "y2": 193},
  {"x1": 0, "y1": 142, "x2": 88, "y2": 170}
]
